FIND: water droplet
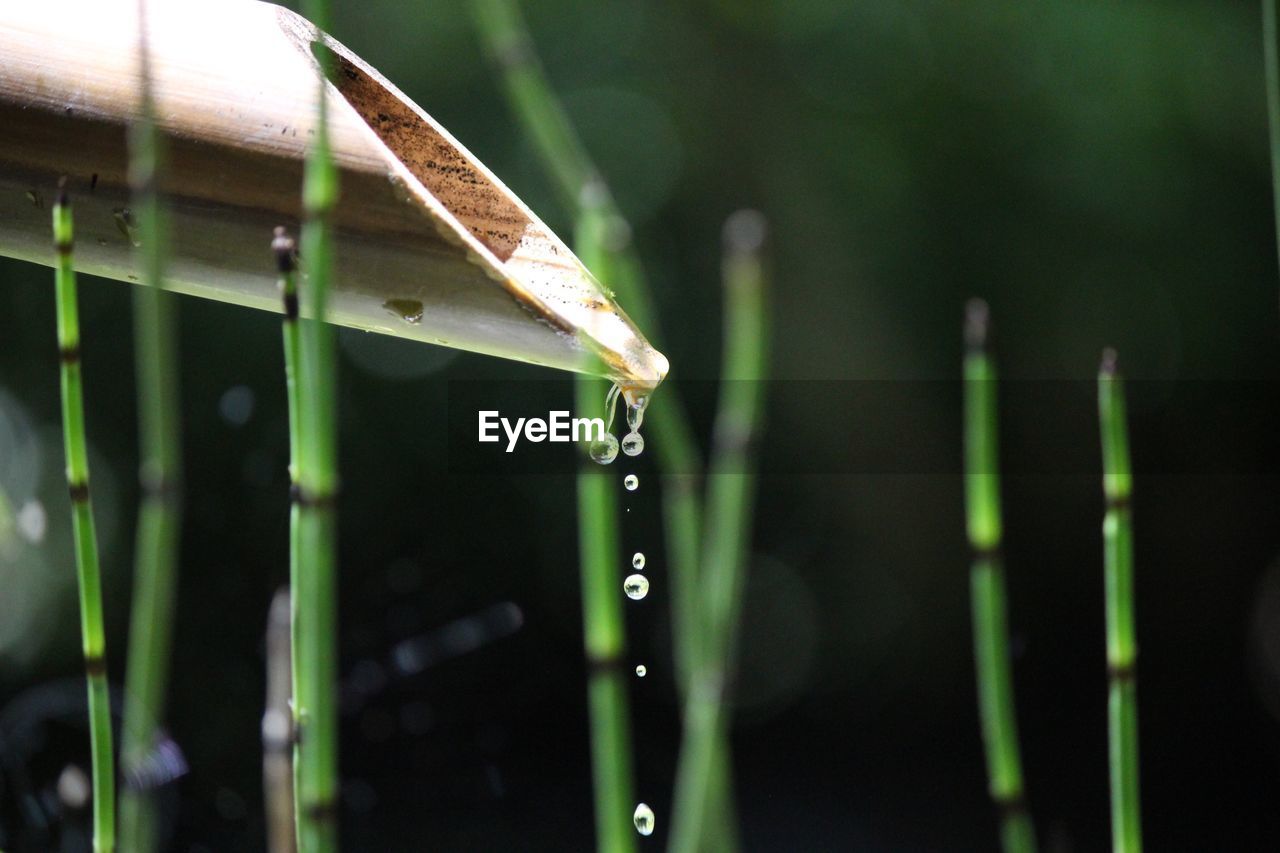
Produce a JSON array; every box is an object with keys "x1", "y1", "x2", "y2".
[
  {"x1": 633, "y1": 803, "x2": 655, "y2": 836},
  {"x1": 626, "y1": 396, "x2": 648, "y2": 432},
  {"x1": 590, "y1": 434, "x2": 619, "y2": 464},
  {"x1": 112, "y1": 208, "x2": 141, "y2": 247},
  {"x1": 621, "y1": 431, "x2": 644, "y2": 457},
  {"x1": 632, "y1": 552, "x2": 645, "y2": 570},
  {"x1": 382, "y1": 298, "x2": 424, "y2": 325},
  {"x1": 635, "y1": 664, "x2": 647, "y2": 677},
  {"x1": 624, "y1": 474, "x2": 639, "y2": 491},
  {"x1": 624, "y1": 574, "x2": 649, "y2": 600}
]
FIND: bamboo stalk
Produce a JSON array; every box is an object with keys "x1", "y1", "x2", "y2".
[
  {"x1": 263, "y1": 587, "x2": 297, "y2": 853},
  {"x1": 962, "y1": 300, "x2": 1035, "y2": 853},
  {"x1": 292, "y1": 2, "x2": 341, "y2": 844},
  {"x1": 53, "y1": 186, "x2": 116, "y2": 853},
  {"x1": 668, "y1": 212, "x2": 769, "y2": 853},
  {"x1": 0, "y1": 0, "x2": 665, "y2": 391},
  {"x1": 1098, "y1": 349, "x2": 1141, "y2": 853},
  {"x1": 466, "y1": 0, "x2": 704, "y2": 692},
  {"x1": 119, "y1": 2, "x2": 183, "y2": 847},
  {"x1": 573, "y1": 207, "x2": 638, "y2": 853}
]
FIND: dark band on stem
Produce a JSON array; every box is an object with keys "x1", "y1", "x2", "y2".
[
  {"x1": 84, "y1": 653, "x2": 107, "y2": 678},
  {"x1": 1106, "y1": 494, "x2": 1132, "y2": 511},
  {"x1": 1108, "y1": 660, "x2": 1137, "y2": 681},
  {"x1": 970, "y1": 544, "x2": 1002, "y2": 562},
  {"x1": 68, "y1": 480, "x2": 90, "y2": 503},
  {"x1": 141, "y1": 475, "x2": 181, "y2": 502},
  {"x1": 994, "y1": 792, "x2": 1028, "y2": 821},
  {"x1": 586, "y1": 653, "x2": 625, "y2": 675},
  {"x1": 303, "y1": 798, "x2": 339, "y2": 821},
  {"x1": 283, "y1": 292, "x2": 299, "y2": 320},
  {"x1": 272, "y1": 226, "x2": 297, "y2": 275},
  {"x1": 55, "y1": 239, "x2": 74, "y2": 256},
  {"x1": 59, "y1": 345, "x2": 81, "y2": 364},
  {"x1": 290, "y1": 483, "x2": 338, "y2": 509}
]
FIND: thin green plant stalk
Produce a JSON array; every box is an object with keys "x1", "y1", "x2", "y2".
[
  {"x1": 264, "y1": 586, "x2": 297, "y2": 853},
  {"x1": 273, "y1": 228, "x2": 304, "y2": 853},
  {"x1": 574, "y1": 210, "x2": 638, "y2": 853},
  {"x1": 1098, "y1": 349, "x2": 1141, "y2": 853},
  {"x1": 119, "y1": 2, "x2": 183, "y2": 846},
  {"x1": 1264, "y1": 0, "x2": 1280, "y2": 307},
  {"x1": 53, "y1": 186, "x2": 116, "y2": 853},
  {"x1": 669, "y1": 212, "x2": 769, "y2": 853},
  {"x1": 293, "y1": 0, "x2": 341, "y2": 848},
  {"x1": 962, "y1": 300, "x2": 1035, "y2": 853},
  {"x1": 467, "y1": 0, "x2": 706, "y2": 694}
]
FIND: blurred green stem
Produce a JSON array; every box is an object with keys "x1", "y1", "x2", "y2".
[
  {"x1": 574, "y1": 206, "x2": 638, "y2": 852},
  {"x1": 293, "y1": 0, "x2": 341, "y2": 849},
  {"x1": 1098, "y1": 350, "x2": 1141, "y2": 853},
  {"x1": 962, "y1": 300, "x2": 1035, "y2": 853},
  {"x1": 53, "y1": 187, "x2": 117, "y2": 853},
  {"x1": 120, "y1": 4, "x2": 183, "y2": 847},
  {"x1": 669, "y1": 213, "x2": 768, "y2": 853},
  {"x1": 1264, "y1": 0, "x2": 1280, "y2": 304}
]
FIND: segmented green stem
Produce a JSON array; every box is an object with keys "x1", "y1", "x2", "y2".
[
  {"x1": 963, "y1": 300, "x2": 1035, "y2": 853},
  {"x1": 264, "y1": 586, "x2": 297, "y2": 853},
  {"x1": 1098, "y1": 349, "x2": 1141, "y2": 853},
  {"x1": 293, "y1": 1, "x2": 341, "y2": 848},
  {"x1": 467, "y1": 0, "x2": 706, "y2": 695},
  {"x1": 669, "y1": 212, "x2": 769, "y2": 853},
  {"x1": 120, "y1": 3, "x2": 183, "y2": 846},
  {"x1": 53, "y1": 189, "x2": 116, "y2": 853},
  {"x1": 1264, "y1": 0, "x2": 1280, "y2": 307},
  {"x1": 574, "y1": 210, "x2": 638, "y2": 853},
  {"x1": 273, "y1": 229, "x2": 303, "y2": 853}
]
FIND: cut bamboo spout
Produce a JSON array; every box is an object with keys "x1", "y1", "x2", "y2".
[{"x1": 0, "y1": 0, "x2": 668, "y2": 392}]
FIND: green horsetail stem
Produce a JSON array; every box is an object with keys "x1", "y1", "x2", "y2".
[
  {"x1": 574, "y1": 210, "x2": 638, "y2": 853},
  {"x1": 962, "y1": 300, "x2": 1035, "y2": 853},
  {"x1": 272, "y1": 228, "x2": 303, "y2": 852},
  {"x1": 668, "y1": 211, "x2": 769, "y2": 853},
  {"x1": 293, "y1": 0, "x2": 341, "y2": 848},
  {"x1": 1098, "y1": 349, "x2": 1141, "y2": 853},
  {"x1": 53, "y1": 187, "x2": 116, "y2": 853},
  {"x1": 119, "y1": 3, "x2": 183, "y2": 847},
  {"x1": 467, "y1": 0, "x2": 707, "y2": 696},
  {"x1": 263, "y1": 587, "x2": 297, "y2": 853},
  {"x1": 1264, "y1": 0, "x2": 1280, "y2": 307}
]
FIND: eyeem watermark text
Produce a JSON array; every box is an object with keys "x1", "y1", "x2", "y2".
[{"x1": 478, "y1": 411, "x2": 605, "y2": 452}]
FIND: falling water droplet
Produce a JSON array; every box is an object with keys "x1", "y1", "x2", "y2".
[
  {"x1": 624, "y1": 474, "x2": 639, "y2": 491},
  {"x1": 621, "y1": 431, "x2": 644, "y2": 456},
  {"x1": 635, "y1": 664, "x2": 647, "y2": 677},
  {"x1": 633, "y1": 802, "x2": 655, "y2": 836},
  {"x1": 632, "y1": 552, "x2": 645, "y2": 570},
  {"x1": 623, "y1": 574, "x2": 649, "y2": 600},
  {"x1": 590, "y1": 434, "x2": 620, "y2": 465},
  {"x1": 626, "y1": 395, "x2": 648, "y2": 432}
]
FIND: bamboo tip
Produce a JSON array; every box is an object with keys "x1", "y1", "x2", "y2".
[
  {"x1": 55, "y1": 175, "x2": 69, "y2": 209},
  {"x1": 1100, "y1": 346, "x2": 1120, "y2": 376},
  {"x1": 963, "y1": 298, "x2": 990, "y2": 350},
  {"x1": 723, "y1": 208, "x2": 768, "y2": 255},
  {"x1": 272, "y1": 227, "x2": 296, "y2": 274}
]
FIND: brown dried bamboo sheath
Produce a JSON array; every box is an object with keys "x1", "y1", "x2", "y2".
[{"x1": 0, "y1": 0, "x2": 667, "y2": 392}]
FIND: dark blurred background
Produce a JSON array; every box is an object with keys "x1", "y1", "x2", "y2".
[{"x1": 4, "y1": 0, "x2": 1280, "y2": 849}]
